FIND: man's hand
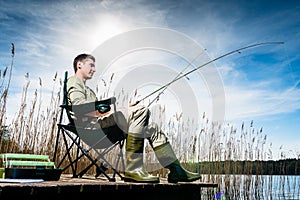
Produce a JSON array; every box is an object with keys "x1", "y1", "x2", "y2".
[{"x1": 129, "y1": 100, "x2": 140, "y2": 107}]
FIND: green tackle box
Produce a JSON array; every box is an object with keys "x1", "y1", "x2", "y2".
[{"x1": 0, "y1": 153, "x2": 62, "y2": 181}]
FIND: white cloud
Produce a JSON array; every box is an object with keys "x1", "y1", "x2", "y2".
[{"x1": 223, "y1": 81, "x2": 300, "y2": 121}]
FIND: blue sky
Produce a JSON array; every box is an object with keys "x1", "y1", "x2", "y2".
[{"x1": 0, "y1": 0, "x2": 299, "y2": 159}]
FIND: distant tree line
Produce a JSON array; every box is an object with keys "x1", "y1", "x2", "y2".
[{"x1": 188, "y1": 159, "x2": 300, "y2": 175}]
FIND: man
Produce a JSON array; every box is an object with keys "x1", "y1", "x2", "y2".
[{"x1": 67, "y1": 53, "x2": 201, "y2": 183}]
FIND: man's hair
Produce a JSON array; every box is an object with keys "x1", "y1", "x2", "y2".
[{"x1": 73, "y1": 53, "x2": 95, "y2": 73}]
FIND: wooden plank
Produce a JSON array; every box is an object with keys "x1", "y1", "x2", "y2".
[{"x1": 0, "y1": 174, "x2": 218, "y2": 200}]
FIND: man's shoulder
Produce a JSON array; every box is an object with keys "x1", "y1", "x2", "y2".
[
  {"x1": 67, "y1": 75, "x2": 77, "y2": 82},
  {"x1": 67, "y1": 75, "x2": 82, "y2": 86}
]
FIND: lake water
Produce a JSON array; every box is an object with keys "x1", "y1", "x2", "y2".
[{"x1": 200, "y1": 174, "x2": 300, "y2": 199}]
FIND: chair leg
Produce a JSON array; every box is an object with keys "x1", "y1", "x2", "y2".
[
  {"x1": 55, "y1": 126, "x2": 126, "y2": 182},
  {"x1": 110, "y1": 139, "x2": 126, "y2": 180},
  {"x1": 95, "y1": 163, "x2": 108, "y2": 178}
]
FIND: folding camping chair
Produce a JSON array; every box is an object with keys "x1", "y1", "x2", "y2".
[{"x1": 53, "y1": 71, "x2": 126, "y2": 182}]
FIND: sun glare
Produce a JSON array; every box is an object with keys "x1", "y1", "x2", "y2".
[{"x1": 91, "y1": 15, "x2": 131, "y2": 49}]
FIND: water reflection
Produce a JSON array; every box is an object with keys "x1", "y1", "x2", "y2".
[{"x1": 200, "y1": 174, "x2": 300, "y2": 200}]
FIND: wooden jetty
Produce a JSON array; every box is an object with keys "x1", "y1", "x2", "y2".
[{"x1": 0, "y1": 174, "x2": 218, "y2": 200}]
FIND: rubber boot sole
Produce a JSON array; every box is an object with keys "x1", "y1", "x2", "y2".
[{"x1": 124, "y1": 177, "x2": 160, "y2": 183}]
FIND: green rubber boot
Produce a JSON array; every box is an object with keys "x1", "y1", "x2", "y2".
[
  {"x1": 124, "y1": 134, "x2": 159, "y2": 183},
  {"x1": 154, "y1": 142, "x2": 201, "y2": 183}
]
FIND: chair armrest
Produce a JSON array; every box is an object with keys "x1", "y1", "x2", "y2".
[{"x1": 97, "y1": 96, "x2": 116, "y2": 105}]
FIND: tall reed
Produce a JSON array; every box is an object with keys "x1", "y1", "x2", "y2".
[{"x1": 0, "y1": 43, "x2": 14, "y2": 152}]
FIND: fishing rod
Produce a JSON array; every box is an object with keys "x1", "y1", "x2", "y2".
[
  {"x1": 130, "y1": 41, "x2": 284, "y2": 107},
  {"x1": 147, "y1": 49, "x2": 207, "y2": 107}
]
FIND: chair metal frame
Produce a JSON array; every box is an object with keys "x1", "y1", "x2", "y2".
[{"x1": 53, "y1": 71, "x2": 126, "y2": 182}]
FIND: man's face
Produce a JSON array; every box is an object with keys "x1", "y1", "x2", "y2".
[{"x1": 78, "y1": 58, "x2": 96, "y2": 80}]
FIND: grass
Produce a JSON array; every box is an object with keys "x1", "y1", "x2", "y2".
[{"x1": 1, "y1": 45, "x2": 299, "y2": 199}]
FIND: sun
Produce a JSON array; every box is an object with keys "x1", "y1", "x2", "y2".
[{"x1": 91, "y1": 14, "x2": 132, "y2": 49}]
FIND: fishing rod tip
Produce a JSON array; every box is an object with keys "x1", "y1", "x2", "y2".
[{"x1": 272, "y1": 41, "x2": 284, "y2": 44}]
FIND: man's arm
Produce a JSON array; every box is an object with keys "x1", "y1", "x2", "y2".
[{"x1": 67, "y1": 76, "x2": 113, "y2": 117}]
